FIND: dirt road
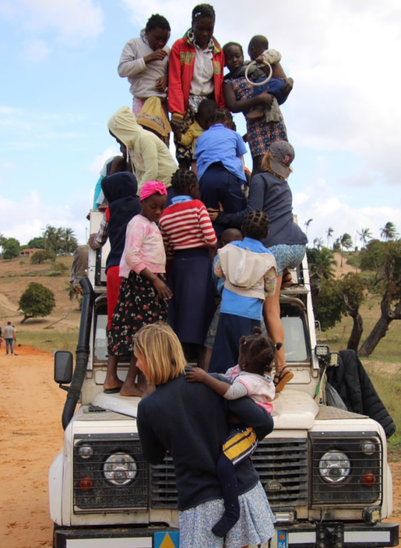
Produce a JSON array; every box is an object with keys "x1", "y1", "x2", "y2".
[{"x1": 0, "y1": 346, "x2": 399, "y2": 547}]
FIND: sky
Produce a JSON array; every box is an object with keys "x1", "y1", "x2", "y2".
[{"x1": 0, "y1": 0, "x2": 400, "y2": 248}]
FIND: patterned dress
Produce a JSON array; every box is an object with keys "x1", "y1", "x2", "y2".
[{"x1": 225, "y1": 76, "x2": 288, "y2": 158}]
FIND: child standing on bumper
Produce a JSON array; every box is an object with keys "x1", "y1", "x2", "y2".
[
  {"x1": 108, "y1": 181, "x2": 172, "y2": 396},
  {"x1": 186, "y1": 326, "x2": 277, "y2": 537}
]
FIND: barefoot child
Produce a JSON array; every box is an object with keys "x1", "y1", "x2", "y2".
[
  {"x1": 108, "y1": 180, "x2": 172, "y2": 396},
  {"x1": 186, "y1": 326, "x2": 277, "y2": 537},
  {"x1": 159, "y1": 169, "x2": 217, "y2": 365}
]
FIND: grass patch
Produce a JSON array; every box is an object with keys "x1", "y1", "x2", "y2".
[{"x1": 18, "y1": 328, "x2": 79, "y2": 354}]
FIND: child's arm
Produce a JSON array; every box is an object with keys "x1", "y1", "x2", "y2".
[
  {"x1": 186, "y1": 367, "x2": 230, "y2": 397},
  {"x1": 213, "y1": 254, "x2": 225, "y2": 279},
  {"x1": 264, "y1": 266, "x2": 277, "y2": 297},
  {"x1": 223, "y1": 81, "x2": 274, "y2": 114}
]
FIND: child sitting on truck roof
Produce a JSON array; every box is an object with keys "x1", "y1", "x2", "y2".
[{"x1": 186, "y1": 326, "x2": 276, "y2": 537}]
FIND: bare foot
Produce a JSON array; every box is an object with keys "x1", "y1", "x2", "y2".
[
  {"x1": 119, "y1": 383, "x2": 143, "y2": 397},
  {"x1": 103, "y1": 379, "x2": 123, "y2": 392}
]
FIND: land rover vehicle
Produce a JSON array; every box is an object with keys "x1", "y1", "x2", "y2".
[{"x1": 49, "y1": 210, "x2": 399, "y2": 547}]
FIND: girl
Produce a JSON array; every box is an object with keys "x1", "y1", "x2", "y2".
[
  {"x1": 158, "y1": 169, "x2": 217, "y2": 365},
  {"x1": 118, "y1": 14, "x2": 170, "y2": 115},
  {"x1": 168, "y1": 3, "x2": 225, "y2": 167},
  {"x1": 135, "y1": 322, "x2": 276, "y2": 548},
  {"x1": 108, "y1": 181, "x2": 172, "y2": 396},
  {"x1": 209, "y1": 210, "x2": 277, "y2": 374},
  {"x1": 186, "y1": 326, "x2": 277, "y2": 537},
  {"x1": 223, "y1": 41, "x2": 288, "y2": 174},
  {"x1": 89, "y1": 171, "x2": 141, "y2": 393}
]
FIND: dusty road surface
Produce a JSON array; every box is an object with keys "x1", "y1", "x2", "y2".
[{"x1": 0, "y1": 345, "x2": 399, "y2": 547}]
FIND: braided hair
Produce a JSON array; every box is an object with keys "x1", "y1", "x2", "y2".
[
  {"x1": 171, "y1": 168, "x2": 199, "y2": 197},
  {"x1": 192, "y1": 3, "x2": 215, "y2": 22},
  {"x1": 238, "y1": 326, "x2": 281, "y2": 375},
  {"x1": 241, "y1": 209, "x2": 269, "y2": 240},
  {"x1": 145, "y1": 14, "x2": 171, "y2": 32}
]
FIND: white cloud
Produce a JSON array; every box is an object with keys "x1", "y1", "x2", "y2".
[
  {"x1": 22, "y1": 38, "x2": 50, "y2": 63},
  {"x1": 89, "y1": 146, "x2": 121, "y2": 175},
  {"x1": 0, "y1": 0, "x2": 104, "y2": 42}
]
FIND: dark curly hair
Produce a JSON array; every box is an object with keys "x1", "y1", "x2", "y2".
[
  {"x1": 223, "y1": 41, "x2": 243, "y2": 57},
  {"x1": 238, "y1": 326, "x2": 280, "y2": 375},
  {"x1": 192, "y1": 4, "x2": 215, "y2": 22},
  {"x1": 241, "y1": 210, "x2": 269, "y2": 240},
  {"x1": 171, "y1": 168, "x2": 199, "y2": 197},
  {"x1": 145, "y1": 14, "x2": 171, "y2": 32}
]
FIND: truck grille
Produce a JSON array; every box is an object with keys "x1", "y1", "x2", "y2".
[{"x1": 151, "y1": 438, "x2": 308, "y2": 508}]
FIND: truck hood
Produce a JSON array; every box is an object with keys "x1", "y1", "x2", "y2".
[
  {"x1": 272, "y1": 389, "x2": 319, "y2": 429},
  {"x1": 94, "y1": 388, "x2": 319, "y2": 430}
]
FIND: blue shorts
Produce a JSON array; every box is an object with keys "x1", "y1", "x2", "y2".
[{"x1": 268, "y1": 244, "x2": 305, "y2": 276}]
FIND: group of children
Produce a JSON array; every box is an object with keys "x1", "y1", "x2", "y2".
[{"x1": 89, "y1": 5, "x2": 299, "y2": 540}]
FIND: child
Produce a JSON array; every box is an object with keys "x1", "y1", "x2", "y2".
[
  {"x1": 179, "y1": 99, "x2": 217, "y2": 173},
  {"x1": 158, "y1": 169, "x2": 217, "y2": 365},
  {"x1": 194, "y1": 108, "x2": 248, "y2": 237},
  {"x1": 108, "y1": 180, "x2": 172, "y2": 396},
  {"x1": 186, "y1": 326, "x2": 277, "y2": 537},
  {"x1": 202, "y1": 227, "x2": 243, "y2": 371},
  {"x1": 209, "y1": 210, "x2": 277, "y2": 374},
  {"x1": 118, "y1": 14, "x2": 171, "y2": 116},
  {"x1": 224, "y1": 40, "x2": 293, "y2": 122},
  {"x1": 89, "y1": 171, "x2": 141, "y2": 393}
]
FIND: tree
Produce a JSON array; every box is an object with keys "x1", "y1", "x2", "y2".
[
  {"x1": 1, "y1": 237, "x2": 20, "y2": 259},
  {"x1": 340, "y1": 273, "x2": 366, "y2": 351},
  {"x1": 313, "y1": 237, "x2": 324, "y2": 250},
  {"x1": 359, "y1": 240, "x2": 401, "y2": 356},
  {"x1": 380, "y1": 221, "x2": 398, "y2": 241},
  {"x1": 357, "y1": 228, "x2": 372, "y2": 248},
  {"x1": 43, "y1": 225, "x2": 78, "y2": 255},
  {"x1": 338, "y1": 233, "x2": 353, "y2": 266},
  {"x1": 27, "y1": 236, "x2": 45, "y2": 249},
  {"x1": 304, "y1": 218, "x2": 313, "y2": 237},
  {"x1": 30, "y1": 249, "x2": 56, "y2": 264},
  {"x1": 18, "y1": 282, "x2": 55, "y2": 323},
  {"x1": 307, "y1": 247, "x2": 336, "y2": 280},
  {"x1": 312, "y1": 277, "x2": 345, "y2": 331},
  {"x1": 326, "y1": 227, "x2": 334, "y2": 248}
]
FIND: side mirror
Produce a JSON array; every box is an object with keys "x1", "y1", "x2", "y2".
[{"x1": 54, "y1": 351, "x2": 73, "y2": 386}]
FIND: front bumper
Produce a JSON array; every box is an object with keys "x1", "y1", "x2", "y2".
[
  {"x1": 53, "y1": 522, "x2": 399, "y2": 548},
  {"x1": 275, "y1": 522, "x2": 399, "y2": 547}
]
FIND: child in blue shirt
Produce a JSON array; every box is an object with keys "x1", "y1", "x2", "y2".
[{"x1": 209, "y1": 210, "x2": 277, "y2": 374}]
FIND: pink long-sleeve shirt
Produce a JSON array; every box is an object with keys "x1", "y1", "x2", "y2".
[{"x1": 119, "y1": 214, "x2": 166, "y2": 278}]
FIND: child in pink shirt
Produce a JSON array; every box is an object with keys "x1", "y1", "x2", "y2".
[{"x1": 108, "y1": 181, "x2": 172, "y2": 396}]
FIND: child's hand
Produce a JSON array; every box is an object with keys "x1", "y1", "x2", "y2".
[
  {"x1": 155, "y1": 76, "x2": 167, "y2": 93},
  {"x1": 153, "y1": 277, "x2": 173, "y2": 299},
  {"x1": 257, "y1": 91, "x2": 274, "y2": 108},
  {"x1": 186, "y1": 366, "x2": 209, "y2": 383},
  {"x1": 282, "y1": 77, "x2": 294, "y2": 95},
  {"x1": 144, "y1": 49, "x2": 168, "y2": 63}
]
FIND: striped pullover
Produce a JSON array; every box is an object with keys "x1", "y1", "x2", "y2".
[{"x1": 159, "y1": 198, "x2": 217, "y2": 259}]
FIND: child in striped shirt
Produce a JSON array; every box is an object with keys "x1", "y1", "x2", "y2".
[{"x1": 159, "y1": 169, "x2": 217, "y2": 365}]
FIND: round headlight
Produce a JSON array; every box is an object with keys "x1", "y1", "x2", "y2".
[
  {"x1": 361, "y1": 440, "x2": 376, "y2": 456},
  {"x1": 78, "y1": 444, "x2": 93, "y2": 459},
  {"x1": 319, "y1": 450, "x2": 351, "y2": 484},
  {"x1": 103, "y1": 452, "x2": 137, "y2": 486}
]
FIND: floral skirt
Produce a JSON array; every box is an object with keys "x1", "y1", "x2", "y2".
[
  {"x1": 179, "y1": 481, "x2": 276, "y2": 547},
  {"x1": 107, "y1": 271, "x2": 168, "y2": 356}
]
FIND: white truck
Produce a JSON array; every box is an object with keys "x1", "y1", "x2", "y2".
[{"x1": 49, "y1": 210, "x2": 399, "y2": 548}]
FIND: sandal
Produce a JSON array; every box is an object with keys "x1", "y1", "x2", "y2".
[{"x1": 274, "y1": 366, "x2": 294, "y2": 392}]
